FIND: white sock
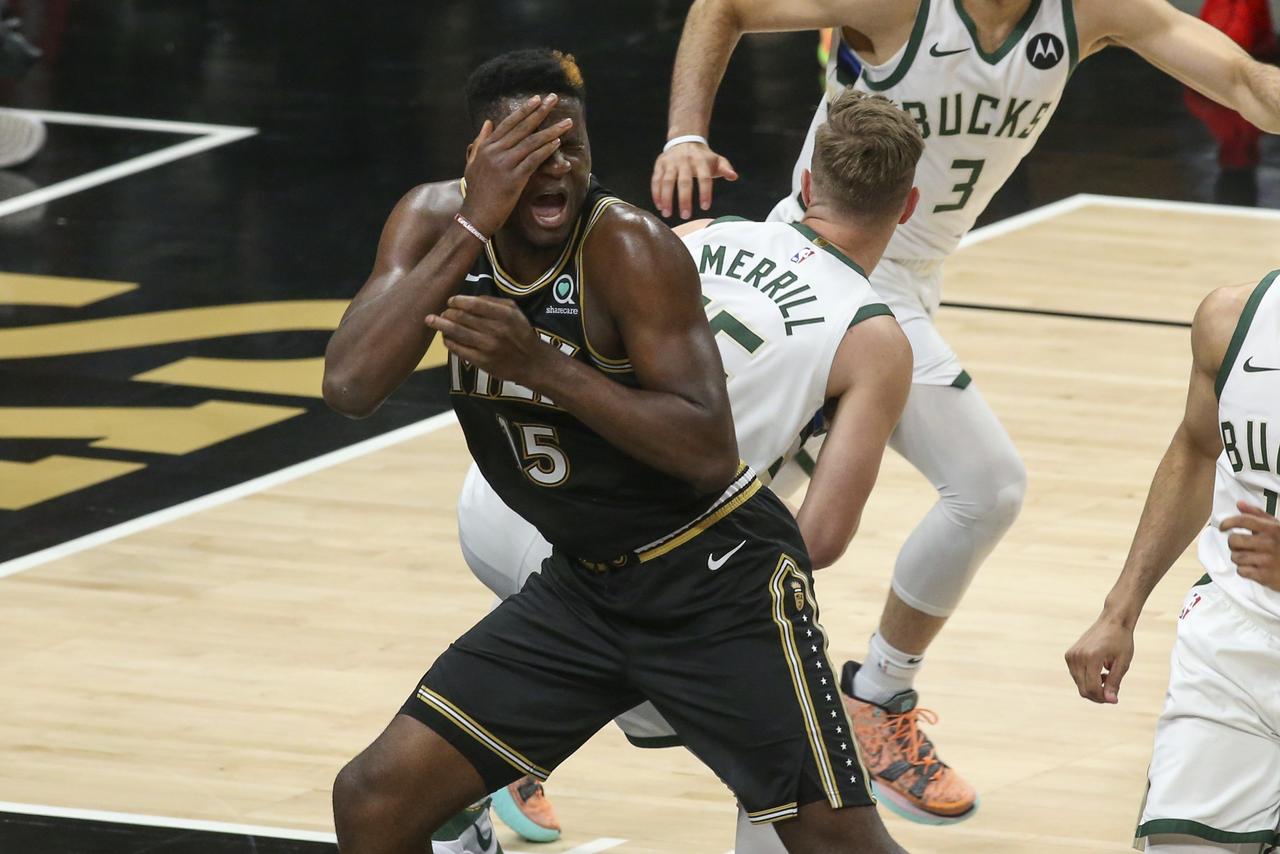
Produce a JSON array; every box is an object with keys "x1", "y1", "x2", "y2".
[{"x1": 852, "y1": 632, "x2": 922, "y2": 705}]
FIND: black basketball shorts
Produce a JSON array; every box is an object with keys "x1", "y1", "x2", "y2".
[{"x1": 400, "y1": 481, "x2": 874, "y2": 824}]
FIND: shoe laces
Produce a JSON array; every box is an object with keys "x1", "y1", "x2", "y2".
[{"x1": 885, "y1": 706, "x2": 945, "y2": 781}]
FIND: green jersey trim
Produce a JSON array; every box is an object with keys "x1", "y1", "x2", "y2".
[
  {"x1": 1136, "y1": 819, "x2": 1279, "y2": 845},
  {"x1": 848, "y1": 303, "x2": 895, "y2": 328},
  {"x1": 953, "y1": 0, "x2": 1043, "y2": 65},
  {"x1": 862, "y1": 0, "x2": 931, "y2": 91},
  {"x1": 951, "y1": 369, "x2": 972, "y2": 390},
  {"x1": 1063, "y1": 0, "x2": 1079, "y2": 69},
  {"x1": 711, "y1": 215, "x2": 749, "y2": 225},
  {"x1": 1215, "y1": 269, "x2": 1278, "y2": 399},
  {"x1": 788, "y1": 223, "x2": 868, "y2": 277}
]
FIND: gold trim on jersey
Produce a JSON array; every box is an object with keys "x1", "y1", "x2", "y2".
[
  {"x1": 458, "y1": 177, "x2": 583, "y2": 297},
  {"x1": 575, "y1": 195, "x2": 635, "y2": 373},
  {"x1": 745, "y1": 802, "x2": 800, "y2": 825},
  {"x1": 414, "y1": 686, "x2": 551, "y2": 780},
  {"x1": 635, "y1": 464, "x2": 760, "y2": 562}
]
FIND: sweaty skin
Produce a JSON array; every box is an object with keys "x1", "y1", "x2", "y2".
[
  {"x1": 323, "y1": 94, "x2": 738, "y2": 494},
  {"x1": 652, "y1": 0, "x2": 1280, "y2": 218}
]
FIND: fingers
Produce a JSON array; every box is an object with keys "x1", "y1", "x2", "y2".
[
  {"x1": 716, "y1": 155, "x2": 739, "y2": 181},
  {"x1": 1237, "y1": 500, "x2": 1270, "y2": 517},
  {"x1": 1064, "y1": 646, "x2": 1101, "y2": 703},
  {"x1": 513, "y1": 120, "x2": 572, "y2": 173},
  {"x1": 695, "y1": 157, "x2": 714, "y2": 212},
  {"x1": 1227, "y1": 531, "x2": 1265, "y2": 552},
  {"x1": 447, "y1": 294, "x2": 518, "y2": 319},
  {"x1": 1101, "y1": 655, "x2": 1129, "y2": 704},
  {"x1": 501, "y1": 93, "x2": 561, "y2": 150},
  {"x1": 676, "y1": 171, "x2": 694, "y2": 220},
  {"x1": 1220, "y1": 514, "x2": 1269, "y2": 534},
  {"x1": 490, "y1": 94, "x2": 547, "y2": 142},
  {"x1": 652, "y1": 159, "x2": 676, "y2": 217}
]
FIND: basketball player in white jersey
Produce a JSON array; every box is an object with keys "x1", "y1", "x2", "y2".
[
  {"x1": 445, "y1": 89, "x2": 921, "y2": 854},
  {"x1": 1066, "y1": 269, "x2": 1280, "y2": 854},
  {"x1": 651, "y1": 0, "x2": 1280, "y2": 824}
]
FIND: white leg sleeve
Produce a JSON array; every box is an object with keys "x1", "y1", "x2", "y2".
[
  {"x1": 734, "y1": 802, "x2": 789, "y2": 854},
  {"x1": 885, "y1": 381, "x2": 1026, "y2": 617},
  {"x1": 456, "y1": 464, "x2": 552, "y2": 600},
  {"x1": 1145, "y1": 835, "x2": 1269, "y2": 854}
]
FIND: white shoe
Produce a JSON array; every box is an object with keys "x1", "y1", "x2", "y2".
[
  {"x1": 431, "y1": 799, "x2": 501, "y2": 854},
  {"x1": 0, "y1": 111, "x2": 45, "y2": 168}
]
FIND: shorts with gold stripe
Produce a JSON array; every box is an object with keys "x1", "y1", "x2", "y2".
[{"x1": 400, "y1": 482, "x2": 875, "y2": 819}]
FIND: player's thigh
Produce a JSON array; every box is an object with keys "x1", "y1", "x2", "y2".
[
  {"x1": 457, "y1": 464, "x2": 552, "y2": 598},
  {"x1": 631, "y1": 489, "x2": 875, "y2": 825},
  {"x1": 1139, "y1": 584, "x2": 1280, "y2": 846},
  {"x1": 402, "y1": 561, "x2": 640, "y2": 792},
  {"x1": 772, "y1": 800, "x2": 902, "y2": 854}
]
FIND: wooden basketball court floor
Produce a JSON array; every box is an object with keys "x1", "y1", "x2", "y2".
[{"x1": 2, "y1": 194, "x2": 1278, "y2": 853}]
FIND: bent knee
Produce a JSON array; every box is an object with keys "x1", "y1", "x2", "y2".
[{"x1": 944, "y1": 448, "x2": 1026, "y2": 527}]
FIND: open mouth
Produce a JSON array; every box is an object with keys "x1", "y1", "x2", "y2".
[{"x1": 529, "y1": 191, "x2": 569, "y2": 229}]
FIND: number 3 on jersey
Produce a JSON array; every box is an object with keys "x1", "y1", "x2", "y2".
[
  {"x1": 934, "y1": 158, "x2": 986, "y2": 213},
  {"x1": 496, "y1": 415, "x2": 569, "y2": 487}
]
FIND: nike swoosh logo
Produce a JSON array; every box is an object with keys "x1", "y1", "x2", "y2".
[
  {"x1": 708, "y1": 539, "x2": 747, "y2": 571},
  {"x1": 929, "y1": 43, "x2": 970, "y2": 57},
  {"x1": 473, "y1": 819, "x2": 493, "y2": 851},
  {"x1": 464, "y1": 273, "x2": 494, "y2": 283},
  {"x1": 1243, "y1": 356, "x2": 1280, "y2": 372}
]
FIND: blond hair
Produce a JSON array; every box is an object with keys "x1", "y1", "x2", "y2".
[{"x1": 811, "y1": 90, "x2": 924, "y2": 219}]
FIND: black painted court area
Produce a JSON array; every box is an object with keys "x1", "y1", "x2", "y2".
[{"x1": 0, "y1": 811, "x2": 335, "y2": 854}]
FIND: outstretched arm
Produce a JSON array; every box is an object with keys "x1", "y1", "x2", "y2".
[
  {"x1": 797, "y1": 314, "x2": 911, "y2": 568},
  {"x1": 651, "y1": 0, "x2": 907, "y2": 218},
  {"x1": 427, "y1": 208, "x2": 739, "y2": 494},
  {"x1": 1078, "y1": 0, "x2": 1280, "y2": 133},
  {"x1": 1064, "y1": 284, "x2": 1246, "y2": 704}
]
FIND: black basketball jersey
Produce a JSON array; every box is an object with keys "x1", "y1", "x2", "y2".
[{"x1": 449, "y1": 179, "x2": 743, "y2": 561}]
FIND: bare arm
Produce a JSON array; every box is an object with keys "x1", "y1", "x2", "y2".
[
  {"x1": 1077, "y1": 0, "x2": 1280, "y2": 133},
  {"x1": 428, "y1": 208, "x2": 739, "y2": 494},
  {"x1": 1065, "y1": 284, "x2": 1247, "y2": 703},
  {"x1": 796, "y1": 314, "x2": 911, "y2": 568},
  {"x1": 322, "y1": 95, "x2": 573, "y2": 417},
  {"x1": 652, "y1": 0, "x2": 910, "y2": 218}
]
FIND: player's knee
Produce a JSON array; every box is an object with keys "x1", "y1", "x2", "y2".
[
  {"x1": 947, "y1": 443, "x2": 1026, "y2": 529},
  {"x1": 332, "y1": 756, "x2": 390, "y2": 843}
]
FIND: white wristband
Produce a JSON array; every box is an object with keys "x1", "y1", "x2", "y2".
[{"x1": 663, "y1": 134, "x2": 708, "y2": 152}]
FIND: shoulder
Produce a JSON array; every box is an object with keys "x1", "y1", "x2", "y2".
[
  {"x1": 375, "y1": 179, "x2": 463, "y2": 268},
  {"x1": 583, "y1": 201, "x2": 696, "y2": 276},
  {"x1": 828, "y1": 309, "x2": 910, "y2": 397},
  {"x1": 1192, "y1": 282, "x2": 1255, "y2": 376},
  {"x1": 400, "y1": 179, "x2": 463, "y2": 227}
]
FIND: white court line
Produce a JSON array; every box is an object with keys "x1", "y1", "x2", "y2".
[
  {"x1": 1074, "y1": 191, "x2": 1280, "y2": 221},
  {"x1": 4, "y1": 108, "x2": 255, "y2": 137},
  {"x1": 0, "y1": 800, "x2": 630, "y2": 852},
  {"x1": 0, "y1": 410, "x2": 459, "y2": 581},
  {"x1": 958, "y1": 193, "x2": 1089, "y2": 249},
  {"x1": 0, "y1": 800, "x2": 337, "y2": 843},
  {"x1": 0, "y1": 110, "x2": 257, "y2": 220}
]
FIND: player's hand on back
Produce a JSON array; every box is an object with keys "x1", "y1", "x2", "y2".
[
  {"x1": 1220, "y1": 500, "x2": 1280, "y2": 591},
  {"x1": 1065, "y1": 615, "x2": 1135, "y2": 704},
  {"x1": 460, "y1": 94, "x2": 575, "y2": 237},
  {"x1": 426, "y1": 294, "x2": 557, "y2": 389},
  {"x1": 650, "y1": 140, "x2": 738, "y2": 219}
]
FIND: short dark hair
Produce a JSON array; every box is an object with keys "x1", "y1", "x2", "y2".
[
  {"x1": 811, "y1": 90, "x2": 923, "y2": 219},
  {"x1": 465, "y1": 48, "x2": 585, "y2": 130}
]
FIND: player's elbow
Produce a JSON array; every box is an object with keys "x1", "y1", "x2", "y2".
[
  {"x1": 688, "y1": 451, "x2": 740, "y2": 495},
  {"x1": 322, "y1": 367, "x2": 380, "y2": 419},
  {"x1": 807, "y1": 518, "x2": 859, "y2": 570}
]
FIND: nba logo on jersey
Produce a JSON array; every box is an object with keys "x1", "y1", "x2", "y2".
[
  {"x1": 1027, "y1": 33, "x2": 1065, "y2": 70},
  {"x1": 790, "y1": 246, "x2": 815, "y2": 264}
]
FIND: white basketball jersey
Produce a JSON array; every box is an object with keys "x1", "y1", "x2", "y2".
[
  {"x1": 682, "y1": 217, "x2": 892, "y2": 480},
  {"x1": 784, "y1": 0, "x2": 1077, "y2": 260},
  {"x1": 1199, "y1": 270, "x2": 1280, "y2": 627}
]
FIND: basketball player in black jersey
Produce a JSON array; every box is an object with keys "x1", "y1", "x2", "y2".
[{"x1": 323, "y1": 49, "x2": 903, "y2": 854}]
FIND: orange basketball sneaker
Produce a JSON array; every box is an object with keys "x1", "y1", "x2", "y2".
[
  {"x1": 491, "y1": 775, "x2": 561, "y2": 843},
  {"x1": 840, "y1": 661, "x2": 977, "y2": 824}
]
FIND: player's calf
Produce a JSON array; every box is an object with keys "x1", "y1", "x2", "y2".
[{"x1": 773, "y1": 801, "x2": 907, "y2": 854}]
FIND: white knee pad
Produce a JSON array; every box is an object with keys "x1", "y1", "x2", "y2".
[{"x1": 887, "y1": 382, "x2": 1025, "y2": 617}]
